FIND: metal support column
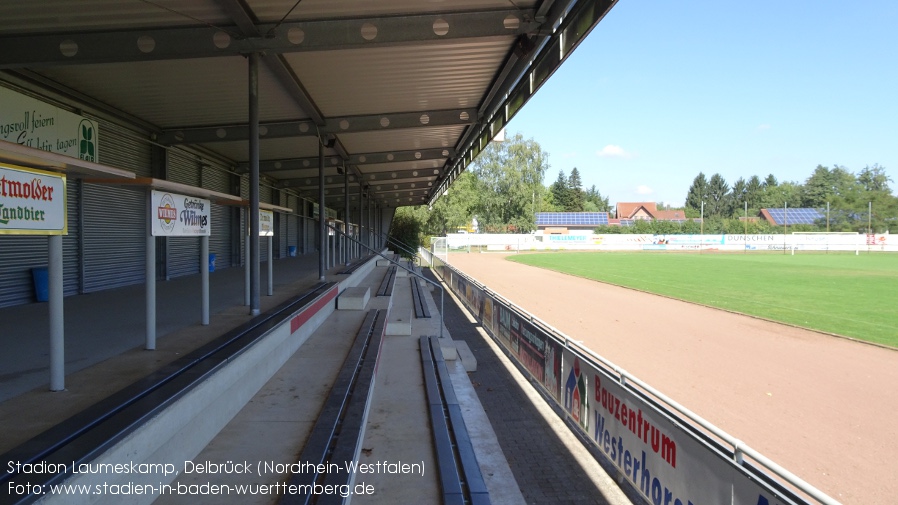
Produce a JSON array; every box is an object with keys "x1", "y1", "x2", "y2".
[
  {"x1": 267, "y1": 235, "x2": 273, "y2": 296},
  {"x1": 344, "y1": 171, "x2": 350, "y2": 265},
  {"x1": 248, "y1": 53, "x2": 261, "y2": 315},
  {"x1": 244, "y1": 225, "x2": 250, "y2": 306},
  {"x1": 146, "y1": 191, "x2": 156, "y2": 350},
  {"x1": 48, "y1": 235, "x2": 64, "y2": 391},
  {"x1": 318, "y1": 141, "x2": 326, "y2": 281},
  {"x1": 201, "y1": 235, "x2": 209, "y2": 324}
]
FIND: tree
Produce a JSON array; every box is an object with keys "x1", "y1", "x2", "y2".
[
  {"x1": 706, "y1": 173, "x2": 732, "y2": 217},
  {"x1": 567, "y1": 167, "x2": 584, "y2": 211},
  {"x1": 763, "y1": 174, "x2": 778, "y2": 188},
  {"x1": 746, "y1": 175, "x2": 762, "y2": 209},
  {"x1": 389, "y1": 207, "x2": 424, "y2": 258},
  {"x1": 685, "y1": 172, "x2": 709, "y2": 213},
  {"x1": 584, "y1": 185, "x2": 611, "y2": 212},
  {"x1": 469, "y1": 132, "x2": 550, "y2": 232},
  {"x1": 732, "y1": 177, "x2": 747, "y2": 213},
  {"x1": 857, "y1": 164, "x2": 892, "y2": 193},
  {"x1": 550, "y1": 169, "x2": 571, "y2": 211},
  {"x1": 426, "y1": 170, "x2": 477, "y2": 235},
  {"x1": 761, "y1": 181, "x2": 802, "y2": 209},
  {"x1": 801, "y1": 164, "x2": 857, "y2": 208}
]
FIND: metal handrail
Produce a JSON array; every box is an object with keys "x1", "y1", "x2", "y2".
[
  {"x1": 375, "y1": 231, "x2": 422, "y2": 266},
  {"x1": 424, "y1": 250, "x2": 840, "y2": 505},
  {"x1": 330, "y1": 224, "x2": 444, "y2": 338}
]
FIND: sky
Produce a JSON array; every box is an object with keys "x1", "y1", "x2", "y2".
[{"x1": 506, "y1": 0, "x2": 898, "y2": 207}]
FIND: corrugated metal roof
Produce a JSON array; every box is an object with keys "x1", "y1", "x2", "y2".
[
  {"x1": 286, "y1": 39, "x2": 512, "y2": 116},
  {"x1": 37, "y1": 57, "x2": 307, "y2": 128},
  {"x1": 0, "y1": 0, "x2": 617, "y2": 208},
  {"x1": 0, "y1": 1, "x2": 230, "y2": 34},
  {"x1": 247, "y1": 0, "x2": 538, "y2": 22}
]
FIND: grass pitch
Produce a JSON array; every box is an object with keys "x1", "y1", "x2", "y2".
[{"x1": 507, "y1": 252, "x2": 898, "y2": 347}]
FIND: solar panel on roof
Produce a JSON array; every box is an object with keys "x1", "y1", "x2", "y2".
[
  {"x1": 765, "y1": 208, "x2": 825, "y2": 226},
  {"x1": 535, "y1": 212, "x2": 609, "y2": 226}
]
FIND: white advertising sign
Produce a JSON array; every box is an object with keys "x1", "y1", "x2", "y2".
[
  {"x1": 151, "y1": 190, "x2": 210, "y2": 236},
  {"x1": 1, "y1": 86, "x2": 99, "y2": 162},
  {"x1": 0, "y1": 164, "x2": 67, "y2": 235},
  {"x1": 561, "y1": 348, "x2": 800, "y2": 505},
  {"x1": 259, "y1": 210, "x2": 274, "y2": 236}
]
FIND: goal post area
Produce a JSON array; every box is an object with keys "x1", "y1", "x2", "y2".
[{"x1": 789, "y1": 231, "x2": 863, "y2": 253}]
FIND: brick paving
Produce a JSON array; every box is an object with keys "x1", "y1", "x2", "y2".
[{"x1": 423, "y1": 269, "x2": 617, "y2": 505}]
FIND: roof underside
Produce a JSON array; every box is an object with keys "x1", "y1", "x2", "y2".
[{"x1": 0, "y1": 0, "x2": 617, "y2": 209}]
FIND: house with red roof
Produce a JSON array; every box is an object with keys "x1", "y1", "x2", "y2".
[{"x1": 615, "y1": 202, "x2": 689, "y2": 222}]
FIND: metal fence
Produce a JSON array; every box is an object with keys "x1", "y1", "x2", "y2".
[{"x1": 420, "y1": 246, "x2": 841, "y2": 505}]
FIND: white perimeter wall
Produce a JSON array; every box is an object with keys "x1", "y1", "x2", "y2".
[{"x1": 445, "y1": 233, "x2": 896, "y2": 253}]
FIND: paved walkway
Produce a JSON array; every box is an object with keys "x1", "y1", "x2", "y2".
[
  {"x1": 423, "y1": 268, "x2": 632, "y2": 505},
  {"x1": 0, "y1": 255, "x2": 632, "y2": 505}
]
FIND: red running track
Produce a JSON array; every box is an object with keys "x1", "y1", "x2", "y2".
[{"x1": 447, "y1": 252, "x2": 898, "y2": 505}]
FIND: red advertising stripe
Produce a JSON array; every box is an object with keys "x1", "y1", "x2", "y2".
[{"x1": 290, "y1": 286, "x2": 337, "y2": 333}]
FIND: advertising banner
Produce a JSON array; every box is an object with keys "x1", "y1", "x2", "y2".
[
  {"x1": 447, "y1": 266, "x2": 561, "y2": 401},
  {"x1": 561, "y1": 347, "x2": 799, "y2": 505},
  {"x1": 259, "y1": 210, "x2": 274, "y2": 237},
  {"x1": 151, "y1": 190, "x2": 210, "y2": 236},
  {"x1": 1, "y1": 86, "x2": 99, "y2": 162},
  {"x1": 0, "y1": 164, "x2": 66, "y2": 235},
  {"x1": 429, "y1": 256, "x2": 805, "y2": 505}
]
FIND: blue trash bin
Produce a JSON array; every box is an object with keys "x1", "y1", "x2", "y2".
[
  {"x1": 32, "y1": 267, "x2": 49, "y2": 302},
  {"x1": 208, "y1": 254, "x2": 216, "y2": 273},
  {"x1": 288, "y1": 246, "x2": 297, "y2": 257}
]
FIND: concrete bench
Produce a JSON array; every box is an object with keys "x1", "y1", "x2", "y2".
[{"x1": 337, "y1": 286, "x2": 370, "y2": 310}]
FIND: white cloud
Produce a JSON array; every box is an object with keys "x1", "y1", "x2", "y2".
[
  {"x1": 636, "y1": 185, "x2": 654, "y2": 195},
  {"x1": 757, "y1": 124, "x2": 771, "y2": 131},
  {"x1": 596, "y1": 144, "x2": 632, "y2": 158}
]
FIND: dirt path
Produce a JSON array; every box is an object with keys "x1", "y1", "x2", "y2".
[{"x1": 446, "y1": 252, "x2": 898, "y2": 505}]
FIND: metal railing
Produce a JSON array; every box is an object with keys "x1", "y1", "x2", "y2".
[
  {"x1": 423, "y1": 249, "x2": 840, "y2": 505},
  {"x1": 375, "y1": 231, "x2": 422, "y2": 267},
  {"x1": 329, "y1": 224, "x2": 444, "y2": 338}
]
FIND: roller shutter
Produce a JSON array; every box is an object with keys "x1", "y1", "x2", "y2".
[
  {"x1": 238, "y1": 176, "x2": 277, "y2": 263},
  {"x1": 0, "y1": 177, "x2": 80, "y2": 307},
  {"x1": 81, "y1": 122, "x2": 150, "y2": 292},
  {"x1": 82, "y1": 184, "x2": 145, "y2": 292},
  {"x1": 202, "y1": 163, "x2": 233, "y2": 269},
  {"x1": 166, "y1": 151, "x2": 200, "y2": 278},
  {"x1": 0, "y1": 236, "x2": 48, "y2": 307},
  {"x1": 64, "y1": 180, "x2": 80, "y2": 295}
]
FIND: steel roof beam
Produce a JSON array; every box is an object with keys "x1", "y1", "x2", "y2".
[
  {"x1": 159, "y1": 109, "x2": 475, "y2": 145},
  {"x1": 238, "y1": 148, "x2": 453, "y2": 173},
  {"x1": 294, "y1": 181, "x2": 433, "y2": 195},
  {"x1": 278, "y1": 167, "x2": 442, "y2": 188},
  {"x1": 435, "y1": 0, "x2": 616, "y2": 205},
  {"x1": 0, "y1": 9, "x2": 538, "y2": 69}
]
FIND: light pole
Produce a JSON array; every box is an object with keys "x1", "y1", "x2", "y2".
[
  {"x1": 743, "y1": 188, "x2": 748, "y2": 254},
  {"x1": 783, "y1": 201, "x2": 788, "y2": 255},
  {"x1": 700, "y1": 200, "x2": 704, "y2": 254}
]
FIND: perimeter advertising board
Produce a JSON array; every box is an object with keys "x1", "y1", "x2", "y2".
[
  {"x1": 444, "y1": 265, "x2": 561, "y2": 401},
  {"x1": 0, "y1": 164, "x2": 66, "y2": 235},
  {"x1": 561, "y1": 348, "x2": 800, "y2": 505},
  {"x1": 151, "y1": 190, "x2": 210, "y2": 236},
  {"x1": 430, "y1": 256, "x2": 806, "y2": 505},
  {"x1": 1, "y1": 86, "x2": 99, "y2": 162}
]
